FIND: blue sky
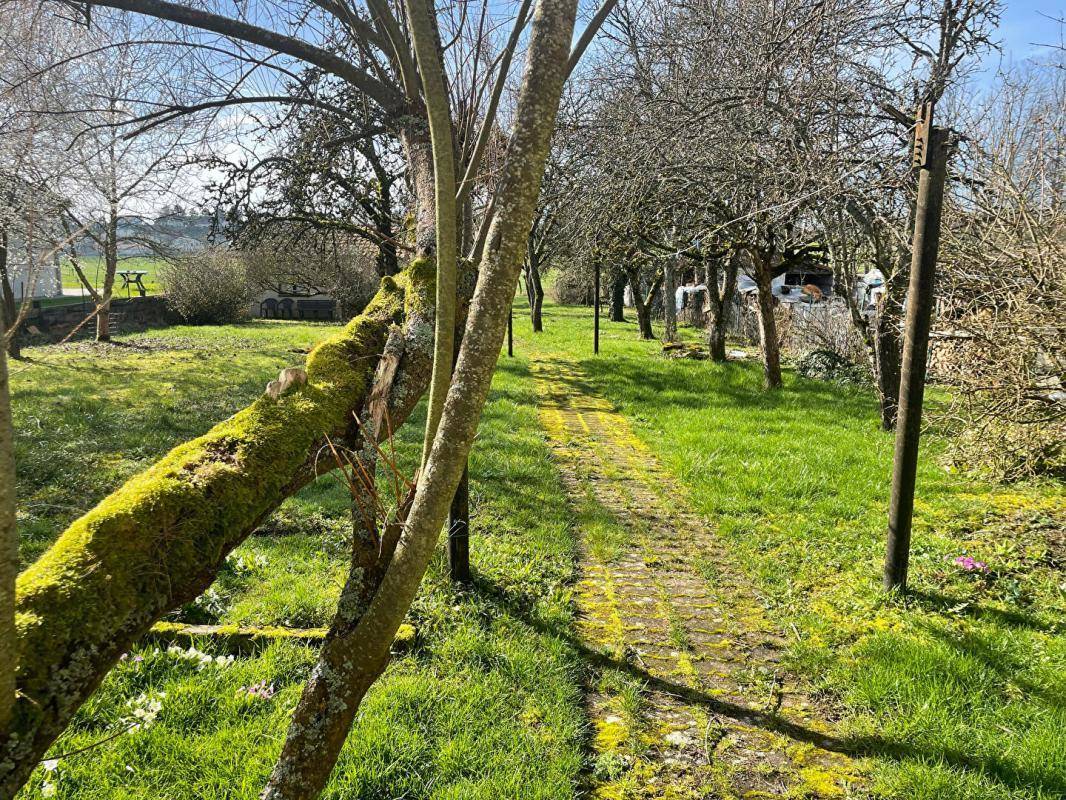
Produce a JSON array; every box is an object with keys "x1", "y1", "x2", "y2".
[{"x1": 980, "y1": 0, "x2": 1063, "y2": 74}]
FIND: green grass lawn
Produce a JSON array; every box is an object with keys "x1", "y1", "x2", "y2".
[
  {"x1": 61, "y1": 255, "x2": 164, "y2": 296},
  {"x1": 11, "y1": 321, "x2": 584, "y2": 799},
  {"x1": 514, "y1": 303, "x2": 1065, "y2": 800},
  {"x1": 10, "y1": 303, "x2": 1064, "y2": 800}
]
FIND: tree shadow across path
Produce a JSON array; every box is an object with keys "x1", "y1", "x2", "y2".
[{"x1": 473, "y1": 575, "x2": 1063, "y2": 799}]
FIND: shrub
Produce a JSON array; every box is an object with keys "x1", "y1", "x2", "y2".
[
  {"x1": 796, "y1": 349, "x2": 868, "y2": 385},
  {"x1": 160, "y1": 249, "x2": 253, "y2": 325},
  {"x1": 552, "y1": 265, "x2": 592, "y2": 305}
]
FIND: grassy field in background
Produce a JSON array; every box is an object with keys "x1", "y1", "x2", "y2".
[
  {"x1": 10, "y1": 322, "x2": 585, "y2": 799},
  {"x1": 10, "y1": 302, "x2": 1064, "y2": 800},
  {"x1": 514, "y1": 303, "x2": 1065, "y2": 800},
  {"x1": 61, "y1": 255, "x2": 165, "y2": 296}
]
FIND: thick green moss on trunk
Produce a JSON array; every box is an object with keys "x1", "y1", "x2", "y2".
[{"x1": 1, "y1": 268, "x2": 431, "y2": 796}]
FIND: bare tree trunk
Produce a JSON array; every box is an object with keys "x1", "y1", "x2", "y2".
[
  {"x1": 0, "y1": 314, "x2": 16, "y2": 734},
  {"x1": 707, "y1": 253, "x2": 738, "y2": 363},
  {"x1": 752, "y1": 249, "x2": 782, "y2": 390},
  {"x1": 0, "y1": 229, "x2": 20, "y2": 360},
  {"x1": 527, "y1": 248, "x2": 544, "y2": 333},
  {"x1": 96, "y1": 206, "x2": 119, "y2": 342},
  {"x1": 374, "y1": 184, "x2": 398, "y2": 277},
  {"x1": 400, "y1": 118, "x2": 437, "y2": 258},
  {"x1": 627, "y1": 268, "x2": 659, "y2": 340},
  {"x1": 97, "y1": 129, "x2": 122, "y2": 343},
  {"x1": 663, "y1": 255, "x2": 677, "y2": 343},
  {"x1": 873, "y1": 292, "x2": 903, "y2": 429},
  {"x1": 405, "y1": 0, "x2": 457, "y2": 465},
  {"x1": 609, "y1": 271, "x2": 625, "y2": 322}
]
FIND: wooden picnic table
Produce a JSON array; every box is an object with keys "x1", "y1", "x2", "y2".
[{"x1": 118, "y1": 269, "x2": 149, "y2": 297}]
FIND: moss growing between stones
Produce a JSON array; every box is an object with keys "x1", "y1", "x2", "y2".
[{"x1": 2, "y1": 267, "x2": 431, "y2": 795}]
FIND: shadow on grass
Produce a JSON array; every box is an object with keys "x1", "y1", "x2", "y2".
[
  {"x1": 578, "y1": 355, "x2": 875, "y2": 421},
  {"x1": 472, "y1": 575, "x2": 1065, "y2": 798},
  {"x1": 919, "y1": 620, "x2": 1065, "y2": 712},
  {"x1": 908, "y1": 589, "x2": 1063, "y2": 635}
]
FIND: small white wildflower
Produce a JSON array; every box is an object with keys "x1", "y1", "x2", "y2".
[
  {"x1": 42, "y1": 759, "x2": 59, "y2": 773},
  {"x1": 122, "y1": 692, "x2": 165, "y2": 731},
  {"x1": 41, "y1": 781, "x2": 56, "y2": 797}
]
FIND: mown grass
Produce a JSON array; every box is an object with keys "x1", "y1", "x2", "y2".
[
  {"x1": 12, "y1": 301, "x2": 1064, "y2": 800},
  {"x1": 11, "y1": 321, "x2": 585, "y2": 799},
  {"x1": 61, "y1": 255, "x2": 164, "y2": 296},
  {"x1": 515, "y1": 302, "x2": 1065, "y2": 800}
]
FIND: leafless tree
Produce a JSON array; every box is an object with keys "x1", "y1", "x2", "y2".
[
  {"x1": 936, "y1": 54, "x2": 1065, "y2": 478},
  {"x1": 0, "y1": 2, "x2": 85, "y2": 356},
  {"x1": 839, "y1": 0, "x2": 1003, "y2": 427},
  {"x1": 1, "y1": 1, "x2": 615, "y2": 796},
  {"x1": 59, "y1": 17, "x2": 205, "y2": 341}
]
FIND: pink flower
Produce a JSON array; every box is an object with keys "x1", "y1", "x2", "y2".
[
  {"x1": 237, "y1": 681, "x2": 276, "y2": 700},
  {"x1": 949, "y1": 555, "x2": 989, "y2": 573}
]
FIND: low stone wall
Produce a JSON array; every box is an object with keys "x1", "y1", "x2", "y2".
[{"x1": 21, "y1": 296, "x2": 177, "y2": 343}]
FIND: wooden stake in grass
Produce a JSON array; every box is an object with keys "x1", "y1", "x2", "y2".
[{"x1": 884, "y1": 109, "x2": 950, "y2": 592}]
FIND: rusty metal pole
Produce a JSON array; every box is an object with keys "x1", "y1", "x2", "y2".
[
  {"x1": 449, "y1": 315, "x2": 471, "y2": 583},
  {"x1": 594, "y1": 262, "x2": 600, "y2": 354},
  {"x1": 507, "y1": 304, "x2": 513, "y2": 358},
  {"x1": 883, "y1": 116, "x2": 949, "y2": 592}
]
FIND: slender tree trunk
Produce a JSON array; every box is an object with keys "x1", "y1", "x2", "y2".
[
  {"x1": 609, "y1": 271, "x2": 625, "y2": 322},
  {"x1": 375, "y1": 179, "x2": 398, "y2": 277},
  {"x1": 527, "y1": 249, "x2": 544, "y2": 333},
  {"x1": 0, "y1": 229, "x2": 20, "y2": 360},
  {"x1": 752, "y1": 249, "x2": 782, "y2": 390},
  {"x1": 405, "y1": 0, "x2": 457, "y2": 464},
  {"x1": 400, "y1": 118, "x2": 437, "y2": 258},
  {"x1": 663, "y1": 256, "x2": 678, "y2": 343},
  {"x1": 523, "y1": 256, "x2": 535, "y2": 310},
  {"x1": 707, "y1": 254, "x2": 738, "y2": 363},
  {"x1": 97, "y1": 131, "x2": 121, "y2": 343},
  {"x1": 873, "y1": 284, "x2": 904, "y2": 430},
  {"x1": 629, "y1": 273, "x2": 654, "y2": 339},
  {"x1": 0, "y1": 314, "x2": 16, "y2": 735}
]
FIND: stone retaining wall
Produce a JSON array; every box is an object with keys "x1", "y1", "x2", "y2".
[{"x1": 21, "y1": 296, "x2": 177, "y2": 342}]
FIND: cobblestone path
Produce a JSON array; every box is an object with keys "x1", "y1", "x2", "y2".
[{"x1": 532, "y1": 355, "x2": 867, "y2": 799}]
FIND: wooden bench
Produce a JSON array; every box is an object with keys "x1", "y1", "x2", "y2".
[{"x1": 296, "y1": 298, "x2": 336, "y2": 320}]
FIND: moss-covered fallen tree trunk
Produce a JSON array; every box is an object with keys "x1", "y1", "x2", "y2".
[{"x1": 0, "y1": 263, "x2": 434, "y2": 796}]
